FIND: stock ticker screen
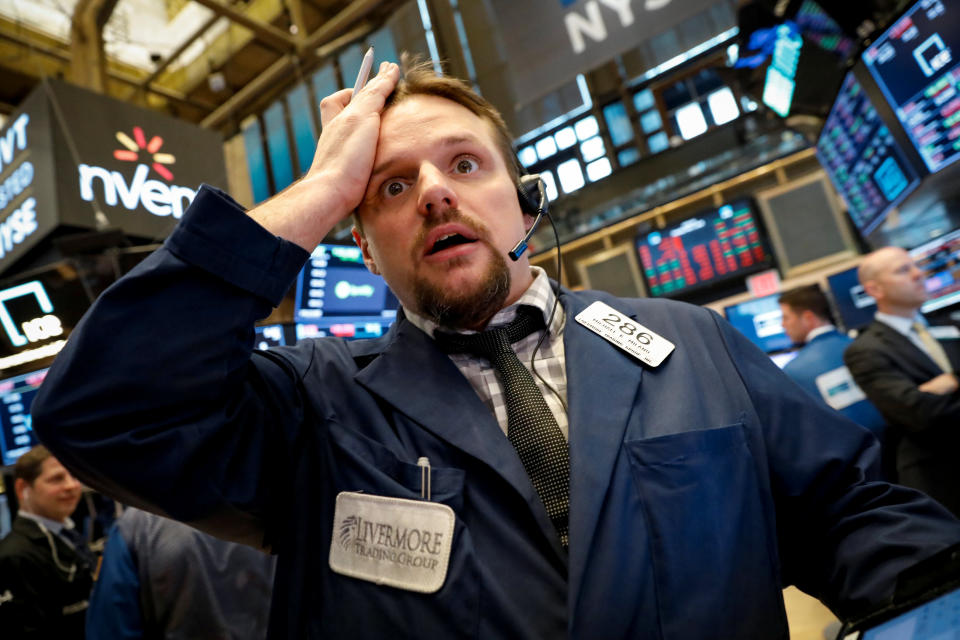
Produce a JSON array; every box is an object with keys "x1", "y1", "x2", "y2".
[
  {"x1": 0, "y1": 368, "x2": 45, "y2": 466},
  {"x1": 635, "y1": 200, "x2": 770, "y2": 298},
  {"x1": 864, "y1": 0, "x2": 960, "y2": 173},
  {"x1": 293, "y1": 244, "x2": 398, "y2": 340},
  {"x1": 817, "y1": 72, "x2": 921, "y2": 236}
]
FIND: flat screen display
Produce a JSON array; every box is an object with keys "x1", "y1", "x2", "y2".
[
  {"x1": 723, "y1": 293, "x2": 795, "y2": 354},
  {"x1": 817, "y1": 72, "x2": 922, "y2": 235},
  {"x1": 254, "y1": 324, "x2": 287, "y2": 350},
  {"x1": 859, "y1": 584, "x2": 960, "y2": 639},
  {"x1": 910, "y1": 228, "x2": 960, "y2": 312},
  {"x1": 636, "y1": 200, "x2": 771, "y2": 298},
  {"x1": 863, "y1": 0, "x2": 960, "y2": 173},
  {"x1": 0, "y1": 368, "x2": 46, "y2": 467},
  {"x1": 827, "y1": 266, "x2": 878, "y2": 331},
  {"x1": 293, "y1": 244, "x2": 398, "y2": 339}
]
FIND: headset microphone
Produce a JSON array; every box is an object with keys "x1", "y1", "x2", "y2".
[{"x1": 510, "y1": 174, "x2": 548, "y2": 261}]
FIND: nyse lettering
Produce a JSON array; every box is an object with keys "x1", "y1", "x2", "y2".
[
  {"x1": 564, "y1": 0, "x2": 672, "y2": 54},
  {"x1": 0, "y1": 197, "x2": 38, "y2": 259}
]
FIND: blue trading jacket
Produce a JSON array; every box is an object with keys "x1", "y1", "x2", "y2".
[
  {"x1": 783, "y1": 329, "x2": 887, "y2": 436},
  {"x1": 33, "y1": 186, "x2": 960, "y2": 639}
]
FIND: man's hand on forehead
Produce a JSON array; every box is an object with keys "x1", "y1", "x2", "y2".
[{"x1": 247, "y1": 62, "x2": 400, "y2": 251}]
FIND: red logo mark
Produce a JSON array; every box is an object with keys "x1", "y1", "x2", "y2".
[{"x1": 112, "y1": 126, "x2": 175, "y2": 181}]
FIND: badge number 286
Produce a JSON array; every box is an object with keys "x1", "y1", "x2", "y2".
[
  {"x1": 600, "y1": 311, "x2": 651, "y2": 344},
  {"x1": 575, "y1": 301, "x2": 675, "y2": 367}
]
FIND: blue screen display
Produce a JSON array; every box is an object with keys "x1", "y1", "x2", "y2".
[
  {"x1": 723, "y1": 294, "x2": 795, "y2": 354},
  {"x1": 293, "y1": 244, "x2": 398, "y2": 339},
  {"x1": 864, "y1": 0, "x2": 960, "y2": 173},
  {"x1": 826, "y1": 266, "x2": 878, "y2": 331},
  {"x1": 862, "y1": 584, "x2": 960, "y2": 639},
  {"x1": 0, "y1": 368, "x2": 46, "y2": 467},
  {"x1": 817, "y1": 72, "x2": 921, "y2": 235}
]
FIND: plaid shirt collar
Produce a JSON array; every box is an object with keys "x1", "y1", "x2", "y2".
[{"x1": 405, "y1": 267, "x2": 564, "y2": 339}]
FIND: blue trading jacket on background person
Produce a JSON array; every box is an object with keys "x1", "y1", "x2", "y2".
[
  {"x1": 783, "y1": 329, "x2": 887, "y2": 437},
  {"x1": 86, "y1": 507, "x2": 275, "y2": 639},
  {"x1": 31, "y1": 186, "x2": 960, "y2": 640}
]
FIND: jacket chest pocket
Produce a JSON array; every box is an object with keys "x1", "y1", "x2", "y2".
[
  {"x1": 312, "y1": 421, "x2": 479, "y2": 639},
  {"x1": 625, "y1": 424, "x2": 789, "y2": 640}
]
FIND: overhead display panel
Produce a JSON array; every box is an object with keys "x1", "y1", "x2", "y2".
[
  {"x1": 863, "y1": 0, "x2": 960, "y2": 173},
  {"x1": 817, "y1": 71, "x2": 922, "y2": 236},
  {"x1": 635, "y1": 199, "x2": 771, "y2": 299}
]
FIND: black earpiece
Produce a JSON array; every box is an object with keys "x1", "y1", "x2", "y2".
[{"x1": 510, "y1": 174, "x2": 548, "y2": 261}]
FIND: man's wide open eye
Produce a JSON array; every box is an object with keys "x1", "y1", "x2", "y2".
[
  {"x1": 382, "y1": 180, "x2": 408, "y2": 198},
  {"x1": 455, "y1": 157, "x2": 479, "y2": 174}
]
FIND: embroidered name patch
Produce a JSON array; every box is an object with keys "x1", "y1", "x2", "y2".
[{"x1": 329, "y1": 492, "x2": 455, "y2": 593}]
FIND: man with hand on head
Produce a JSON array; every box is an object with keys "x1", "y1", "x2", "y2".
[
  {"x1": 845, "y1": 247, "x2": 960, "y2": 516},
  {"x1": 33, "y1": 57, "x2": 960, "y2": 639},
  {"x1": 0, "y1": 445, "x2": 94, "y2": 638}
]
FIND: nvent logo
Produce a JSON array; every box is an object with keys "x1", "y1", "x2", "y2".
[
  {"x1": 112, "y1": 126, "x2": 175, "y2": 181},
  {"x1": 78, "y1": 125, "x2": 197, "y2": 219}
]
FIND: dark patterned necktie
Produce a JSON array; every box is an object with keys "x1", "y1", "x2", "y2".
[
  {"x1": 437, "y1": 306, "x2": 570, "y2": 548},
  {"x1": 60, "y1": 525, "x2": 97, "y2": 569}
]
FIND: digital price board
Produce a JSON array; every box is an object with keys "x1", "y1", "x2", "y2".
[
  {"x1": 635, "y1": 200, "x2": 771, "y2": 298},
  {"x1": 863, "y1": 0, "x2": 960, "y2": 173},
  {"x1": 910, "y1": 227, "x2": 960, "y2": 312},
  {"x1": 293, "y1": 244, "x2": 398, "y2": 339},
  {"x1": 0, "y1": 368, "x2": 45, "y2": 466},
  {"x1": 817, "y1": 72, "x2": 921, "y2": 235}
]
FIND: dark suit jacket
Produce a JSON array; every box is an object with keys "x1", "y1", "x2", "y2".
[
  {"x1": 0, "y1": 516, "x2": 94, "y2": 638},
  {"x1": 845, "y1": 319, "x2": 960, "y2": 514}
]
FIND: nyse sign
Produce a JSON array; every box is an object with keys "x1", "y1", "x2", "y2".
[{"x1": 486, "y1": 0, "x2": 718, "y2": 106}]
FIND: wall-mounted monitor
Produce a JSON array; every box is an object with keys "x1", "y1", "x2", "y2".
[
  {"x1": 723, "y1": 293, "x2": 795, "y2": 354},
  {"x1": 817, "y1": 71, "x2": 922, "y2": 236},
  {"x1": 826, "y1": 266, "x2": 878, "y2": 331},
  {"x1": 863, "y1": 0, "x2": 960, "y2": 173},
  {"x1": 910, "y1": 228, "x2": 960, "y2": 312},
  {"x1": 0, "y1": 368, "x2": 46, "y2": 467},
  {"x1": 635, "y1": 199, "x2": 773, "y2": 299},
  {"x1": 293, "y1": 244, "x2": 398, "y2": 340}
]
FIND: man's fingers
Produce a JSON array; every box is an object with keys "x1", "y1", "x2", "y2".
[
  {"x1": 319, "y1": 89, "x2": 354, "y2": 128},
  {"x1": 352, "y1": 62, "x2": 400, "y2": 109}
]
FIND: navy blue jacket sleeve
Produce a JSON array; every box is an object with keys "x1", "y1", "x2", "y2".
[
  {"x1": 709, "y1": 310, "x2": 960, "y2": 619},
  {"x1": 86, "y1": 525, "x2": 142, "y2": 640},
  {"x1": 32, "y1": 186, "x2": 311, "y2": 548}
]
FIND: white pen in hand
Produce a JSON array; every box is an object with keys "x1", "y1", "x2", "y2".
[{"x1": 350, "y1": 47, "x2": 375, "y2": 103}]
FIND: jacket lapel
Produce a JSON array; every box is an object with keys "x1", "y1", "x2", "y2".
[
  {"x1": 560, "y1": 292, "x2": 645, "y2": 597},
  {"x1": 353, "y1": 318, "x2": 551, "y2": 533},
  {"x1": 872, "y1": 321, "x2": 942, "y2": 377}
]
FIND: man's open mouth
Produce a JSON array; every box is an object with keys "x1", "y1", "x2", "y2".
[{"x1": 428, "y1": 233, "x2": 477, "y2": 255}]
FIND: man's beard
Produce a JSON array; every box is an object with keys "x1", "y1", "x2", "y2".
[{"x1": 413, "y1": 244, "x2": 511, "y2": 330}]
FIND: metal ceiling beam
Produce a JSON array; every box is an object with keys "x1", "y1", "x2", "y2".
[
  {"x1": 70, "y1": 0, "x2": 121, "y2": 92},
  {"x1": 189, "y1": 0, "x2": 298, "y2": 53},
  {"x1": 137, "y1": 13, "x2": 223, "y2": 91},
  {"x1": 198, "y1": 1, "x2": 386, "y2": 130},
  {"x1": 200, "y1": 53, "x2": 296, "y2": 129},
  {"x1": 298, "y1": 0, "x2": 381, "y2": 55},
  {"x1": 0, "y1": 28, "x2": 216, "y2": 112},
  {"x1": 287, "y1": 0, "x2": 308, "y2": 39}
]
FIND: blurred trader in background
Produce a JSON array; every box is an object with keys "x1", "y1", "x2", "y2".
[
  {"x1": 32, "y1": 58, "x2": 960, "y2": 638},
  {"x1": 0, "y1": 445, "x2": 94, "y2": 638},
  {"x1": 778, "y1": 285, "x2": 886, "y2": 438},
  {"x1": 86, "y1": 506, "x2": 275, "y2": 639},
  {"x1": 846, "y1": 247, "x2": 960, "y2": 517}
]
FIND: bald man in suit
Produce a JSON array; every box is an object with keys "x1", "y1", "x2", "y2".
[{"x1": 845, "y1": 247, "x2": 960, "y2": 516}]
